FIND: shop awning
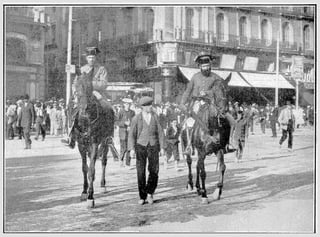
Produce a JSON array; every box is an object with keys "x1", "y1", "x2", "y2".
[
  {"x1": 239, "y1": 72, "x2": 294, "y2": 89},
  {"x1": 178, "y1": 67, "x2": 251, "y2": 87}
]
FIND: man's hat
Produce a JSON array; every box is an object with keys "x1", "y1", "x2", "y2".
[
  {"x1": 139, "y1": 96, "x2": 153, "y2": 106},
  {"x1": 122, "y1": 98, "x2": 133, "y2": 104},
  {"x1": 23, "y1": 94, "x2": 29, "y2": 100},
  {"x1": 85, "y1": 46, "x2": 100, "y2": 56},
  {"x1": 194, "y1": 51, "x2": 214, "y2": 64}
]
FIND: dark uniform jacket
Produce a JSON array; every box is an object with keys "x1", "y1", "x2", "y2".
[
  {"x1": 72, "y1": 63, "x2": 108, "y2": 98},
  {"x1": 180, "y1": 71, "x2": 227, "y2": 113},
  {"x1": 118, "y1": 108, "x2": 135, "y2": 140},
  {"x1": 20, "y1": 102, "x2": 35, "y2": 128},
  {"x1": 128, "y1": 112, "x2": 166, "y2": 152}
]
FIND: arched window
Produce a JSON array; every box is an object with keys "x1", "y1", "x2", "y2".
[
  {"x1": 216, "y1": 13, "x2": 224, "y2": 41},
  {"x1": 6, "y1": 37, "x2": 27, "y2": 64},
  {"x1": 303, "y1": 25, "x2": 311, "y2": 50},
  {"x1": 261, "y1": 19, "x2": 272, "y2": 45},
  {"x1": 239, "y1": 16, "x2": 247, "y2": 43},
  {"x1": 282, "y1": 22, "x2": 294, "y2": 46},
  {"x1": 186, "y1": 8, "x2": 194, "y2": 37},
  {"x1": 145, "y1": 9, "x2": 154, "y2": 41}
]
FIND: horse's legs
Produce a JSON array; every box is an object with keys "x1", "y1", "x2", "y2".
[
  {"x1": 213, "y1": 149, "x2": 226, "y2": 200},
  {"x1": 197, "y1": 150, "x2": 208, "y2": 203},
  {"x1": 100, "y1": 141, "x2": 108, "y2": 189},
  {"x1": 186, "y1": 154, "x2": 193, "y2": 191},
  {"x1": 87, "y1": 143, "x2": 98, "y2": 208},
  {"x1": 79, "y1": 144, "x2": 88, "y2": 201}
]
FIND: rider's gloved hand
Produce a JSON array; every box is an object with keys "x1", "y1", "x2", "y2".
[{"x1": 92, "y1": 90, "x2": 102, "y2": 100}]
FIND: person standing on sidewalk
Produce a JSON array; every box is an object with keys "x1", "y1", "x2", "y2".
[
  {"x1": 164, "y1": 116, "x2": 181, "y2": 171},
  {"x1": 128, "y1": 96, "x2": 166, "y2": 205},
  {"x1": 15, "y1": 100, "x2": 24, "y2": 140},
  {"x1": 20, "y1": 94, "x2": 35, "y2": 149},
  {"x1": 118, "y1": 98, "x2": 135, "y2": 168},
  {"x1": 269, "y1": 104, "x2": 278, "y2": 138},
  {"x1": 34, "y1": 101, "x2": 46, "y2": 141},
  {"x1": 278, "y1": 101, "x2": 295, "y2": 151}
]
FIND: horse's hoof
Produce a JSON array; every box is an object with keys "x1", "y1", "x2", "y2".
[
  {"x1": 213, "y1": 188, "x2": 221, "y2": 201},
  {"x1": 187, "y1": 184, "x2": 193, "y2": 192},
  {"x1": 87, "y1": 199, "x2": 95, "y2": 208},
  {"x1": 201, "y1": 197, "x2": 209, "y2": 204},
  {"x1": 80, "y1": 193, "x2": 87, "y2": 202}
]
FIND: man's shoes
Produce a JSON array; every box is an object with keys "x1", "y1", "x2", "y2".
[
  {"x1": 138, "y1": 199, "x2": 145, "y2": 205},
  {"x1": 147, "y1": 194, "x2": 154, "y2": 204},
  {"x1": 34, "y1": 137, "x2": 38, "y2": 141},
  {"x1": 287, "y1": 148, "x2": 293, "y2": 152}
]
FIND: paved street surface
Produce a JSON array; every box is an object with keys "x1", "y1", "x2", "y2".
[{"x1": 4, "y1": 126, "x2": 315, "y2": 233}]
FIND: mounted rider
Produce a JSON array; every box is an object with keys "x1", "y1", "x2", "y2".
[
  {"x1": 179, "y1": 51, "x2": 236, "y2": 153},
  {"x1": 61, "y1": 46, "x2": 112, "y2": 148}
]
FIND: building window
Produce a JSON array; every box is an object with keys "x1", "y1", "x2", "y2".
[
  {"x1": 51, "y1": 24, "x2": 56, "y2": 45},
  {"x1": 303, "y1": 25, "x2": 311, "y2": 50},
  {"x1": 217, "y1": 13, "x2": 224, "y2": 41},
  {"x1": 282, "y1": 22, "x2": 293, "y2": 46},
  {"x1": 239, "y1": 16, "x2": 247, "y2": 43},
  {"x1": 261, "y1": 19, "x2": 272, "y2": 46},
  {"x1": 96, "y1": 21, "x2": 102, "y2": 42},
  {"x1": 186, "y1": 8, "x2": 194, "y2": 38},
  {"x1": 6, "y1": 37, "x2": 27, "y2": 64},
  {"x1": 145, "y1": 9, "x2": 154, "y2": 41}
]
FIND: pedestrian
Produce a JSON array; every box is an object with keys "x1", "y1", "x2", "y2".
[
  {"x1": 20, "y1": 94, "x2": 35, "y2": 149},
  {"x1": 259, "y1": 107, "x2": 267, "y2": 134},
  {"x1": 231, "y1": 106, "x2": 248, "y2": 162},
  {"x1": 15, "y1": 100, "x2": 24, "y2": 139},
  {"x1": 118, "y1": 98, "x2": 135, "y2": 167},
  {"x1": 6, "y1": 100, "x2": 17, "y2": 140},
  {"x1": 128, "y1": 96, "x2": 166, "y2": 205},
  {"x1": 269, "y1": 104, "x2": 278, "y2": 138},
  {"x1": 49, "y1": 102, "x2": 57, "y2": 136},
  {"x1": 164, "y1": 116, "x2": 181, "y2": 170},
  {"x1": 34, "y1": 101, "x2": 46, "y2": 141},
  {"x1": 55, "y1": 105, "x2": 64, "y2": 136},
  {"x1": 278, "y1": 101, "x2": 295, "y2": 151}
]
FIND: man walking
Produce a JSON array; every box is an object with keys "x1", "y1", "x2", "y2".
[
  {"x1": 128, "y1": 96, "x2": 166, "y2": 205},
  {"x1": 278, "y1": 101, "x2": 295, "y2": 151},
  {"x1": 34, "y1": 101, "x2": 46, "y2": 141},
  {"x1": 20, "y1": 94, "x2": 35, "y2": 149}
]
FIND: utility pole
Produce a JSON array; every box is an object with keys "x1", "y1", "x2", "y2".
[
  {"x1": 66, "y1": 6, "x2": 73, "y2": 104},
  {"x1": 275, "y1": 17, "x2": 280, "y2": 107}
]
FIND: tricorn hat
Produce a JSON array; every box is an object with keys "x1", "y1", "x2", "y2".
[
  {"x1": 85, "y1": 46, "x2": 101, "y2": 56},
  {"x1": 194, "y1": 51, "x2": 214, "y2": 64}
]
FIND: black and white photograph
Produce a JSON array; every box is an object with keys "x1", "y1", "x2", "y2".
[{"x1": 2, "y1": 2, "x2": 317, "y2": 234}]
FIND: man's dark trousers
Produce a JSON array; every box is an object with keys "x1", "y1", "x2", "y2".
[
  {"x1": 135, "y1": 143, "x2": 159, "y2": 200},
  {"x1": 279, "y1": 129, "x2": 293, "y2": 148},
  {"x1": 23, "y1": 126, "x2": 32, "y2": 148}
]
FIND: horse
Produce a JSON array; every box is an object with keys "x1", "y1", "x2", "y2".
[
  {"x1": 181, "y1": 77, "x2": 232, "y2": 204},
  {"x1": 72, "y1": 70, "x2": 115, "y2": 208}
]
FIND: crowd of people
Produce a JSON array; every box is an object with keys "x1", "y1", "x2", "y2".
[
  {"x1": 5, "y1": 47, "x2": 315, "y2": 206},
  {"x1": 5, "y1": 95, "x2": 68, "y2": 147}
]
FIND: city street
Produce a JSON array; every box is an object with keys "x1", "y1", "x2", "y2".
[{"x1": 4, "y1": 126, "x2": 315, "y2": 233}]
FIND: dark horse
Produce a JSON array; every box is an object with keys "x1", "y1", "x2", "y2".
[
  {"x1": 72, "y1": 70, "x2": 114, "y2": 208},
  {"x1": 181, "y1": 77, "x2": 231, "y2": 204}
]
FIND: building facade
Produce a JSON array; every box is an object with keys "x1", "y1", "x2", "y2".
[
  {"x1": 5, "y1": 6, "x2": 47, "y2": 100},
  {"x1": 45, "y1": 5, "x2": 315, "y2": 104}
]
